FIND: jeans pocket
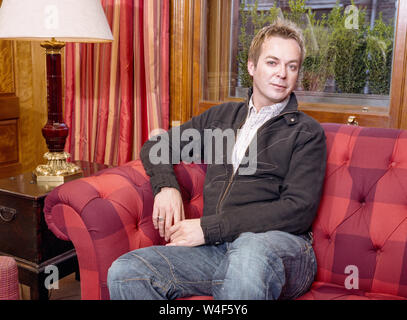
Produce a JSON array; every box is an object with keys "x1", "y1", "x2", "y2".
[
  {"x1": 282, "y1": 242, "x2": 316, "y2": 300},
  {"x1": 299, "y1": 244, "x2": 317, "y2": 295}
]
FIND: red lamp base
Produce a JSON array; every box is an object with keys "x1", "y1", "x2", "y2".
[{"x1": 33, "y1": 39, "x2": 81, "y2": 183}]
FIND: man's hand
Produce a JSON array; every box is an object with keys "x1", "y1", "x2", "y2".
[
  {"x1": 152, "y1": 187, "x2": 185, "y2": 241},
  {"x1": 166, "y1": 219, "x2": 205, "y2": 247}
]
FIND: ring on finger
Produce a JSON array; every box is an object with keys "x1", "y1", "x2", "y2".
[{"x1": 158, "y1": 217, "x2": 164, "y2": 222}]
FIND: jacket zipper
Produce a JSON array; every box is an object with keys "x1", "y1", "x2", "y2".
[
  {"x1": 217, "y1": 169, "x2": 235, "y2": 212},
  {"x1": 216, "y1": 110, "x2": 298, "y2": 214},
  {"x1": 216, "y1": 117, "x2": 246, "y2": 214}
]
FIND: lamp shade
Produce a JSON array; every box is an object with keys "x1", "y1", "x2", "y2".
[{"x1": 0, "y1": 0, "x2": 113, "y2": 42}]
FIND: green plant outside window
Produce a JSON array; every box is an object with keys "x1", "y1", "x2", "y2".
[{"x1": 235, "y1": 0, "x2": 396, "y2": 104}]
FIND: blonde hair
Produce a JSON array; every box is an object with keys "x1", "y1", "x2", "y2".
[{"x1": 248, "y1": 18, "x2": 306, "y2": 67}]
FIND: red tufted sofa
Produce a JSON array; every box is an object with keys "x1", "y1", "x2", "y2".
[{"x1": 44, "y1": 123, "x2": 407, "y2": 300}]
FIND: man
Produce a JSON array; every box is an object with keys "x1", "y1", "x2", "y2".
[{"x1": 107, "y1": 18, "x2": 327, "y2": 300}]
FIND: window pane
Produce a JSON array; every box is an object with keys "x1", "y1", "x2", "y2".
[{"x1": 206, "y1": 0, "x2": 398, "y2": 109}]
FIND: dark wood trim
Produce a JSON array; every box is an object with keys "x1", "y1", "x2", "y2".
[
  {"x1": 389, "y1": 0, "x2": 407, "y2": 129},
  {"x1": 299, "y1": 108, "x2": 390, "y2": 128}
]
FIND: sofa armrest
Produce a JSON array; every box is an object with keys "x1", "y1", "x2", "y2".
[{"x1": 44, "y1": 159, "x2": 206, "y2": 299}]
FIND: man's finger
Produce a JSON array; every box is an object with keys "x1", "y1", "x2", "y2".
[
  {"x1": 166, "y1": 239, "x2": 187, "y2": 247},
  {"x1": 169, "y1": 221, "x2": 181, "y2": 234},
  {"x1": 181, "y1": 204, "x2": 185, "y2": 220},
  {"x1": 169, "y1": 223, "x2": 181, "y2": 242},
  {"x1": 158, "y1": 211, "x2": 165, "y2": 238},
  {"x1": 173, "y1": 205, "x2": 181, "y2": 225},
  {"x1": 164, "y1": 208, "x2": 174, "y2": 241},
  {"x1": 152, "y1": 205, "x2": 159, "y2": 229}
]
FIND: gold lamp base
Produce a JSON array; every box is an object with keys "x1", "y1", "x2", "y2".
[{"x1": 33, "y1": 152, "x2": 82, "y2": 183}]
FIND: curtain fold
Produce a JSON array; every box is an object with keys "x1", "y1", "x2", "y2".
[{"x1": 64, "y1": 0, "x2": 170, "y2": 166}]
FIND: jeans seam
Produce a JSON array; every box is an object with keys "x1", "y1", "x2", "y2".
[
  {"x1": 178, "y1": 280, "x2": 213, "y2": 284},
  {"x1": 129, "y1": 251, "x2": 174, "y2": 294},
  {"x1": 129, "y1": 253, "x2": 162, "y2": 279},
  {"x1": 152, "y1": 247, "x2": 178, "y2": 284},
  {"x1": 111, "y1": 278, "x2": 170, "y2": 293},
  {"x1": 286, "y1": 249, "x2": 316, "y2": 299},
  {"x1": 113, "y1": 278, "x2": 150, "y2": 282}
]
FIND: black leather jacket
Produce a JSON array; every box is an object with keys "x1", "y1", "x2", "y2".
[{"x1": 140, "y1": 92, "x2": 327, "y2": 245}]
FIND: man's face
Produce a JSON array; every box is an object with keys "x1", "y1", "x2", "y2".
[{"x1": 248, "y1": 36, "x2": 301, "y2": 108}]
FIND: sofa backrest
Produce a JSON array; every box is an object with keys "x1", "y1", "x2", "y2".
[{"x1": 313, "y1": 123, "x2": 407, "y2": 297}]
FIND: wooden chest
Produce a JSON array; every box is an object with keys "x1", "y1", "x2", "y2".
[{"x1": 0, "y1": 161, "x2": 110, "y2": 299}]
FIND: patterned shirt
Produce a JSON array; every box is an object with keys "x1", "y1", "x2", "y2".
[{"x1": 231, "y1": 96, "x2": 289, "y2": 173}]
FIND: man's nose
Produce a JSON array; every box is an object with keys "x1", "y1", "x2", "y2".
[{"x1": 277, "y1": 65, "x2": 287, "y2": 79}]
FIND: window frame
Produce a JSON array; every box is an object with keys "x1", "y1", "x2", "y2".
[{"x1": 170, "y1": 0, "x2": 407, "y2": 129}]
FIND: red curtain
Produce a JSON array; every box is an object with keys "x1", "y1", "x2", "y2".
[{"x1": 64, "y1": 0, "x2": 170, "y2": 166}]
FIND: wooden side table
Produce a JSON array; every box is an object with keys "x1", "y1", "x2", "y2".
[{"x1": 0, "y1": 161, "x2": 111, "y2": 300}]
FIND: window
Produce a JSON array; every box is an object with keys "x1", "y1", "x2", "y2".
[
  {"x1": 203, "y1": 0, "x2": 398, "y2": 109},
  {"x1": 170, "y1": 0, "x2": 407, "y2": 129}
]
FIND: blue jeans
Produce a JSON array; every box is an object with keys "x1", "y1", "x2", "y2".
[{"x1": 107, "y1": 230, "x2": 317, "y2": 300}]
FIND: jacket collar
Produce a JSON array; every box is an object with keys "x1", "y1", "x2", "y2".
[{"x1": 281, "y1": 93, "x2": 299, "y2": 125}]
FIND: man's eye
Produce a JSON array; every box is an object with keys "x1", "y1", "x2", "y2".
[
  {"x1": 289, "y1": 65, "x2": 298, "y2": 71},
  {"x1": 267, "y1": 61, "x2": 276, "y2": 65}
]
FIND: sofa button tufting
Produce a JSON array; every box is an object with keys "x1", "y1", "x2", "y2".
[{"x1": 374, "y1": 246, "x2": 382, "y2": 253}]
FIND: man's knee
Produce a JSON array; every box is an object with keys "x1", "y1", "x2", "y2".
[
  {"x1": 107, "y1": 251, "x2": 167, "y2": 300},
  {"x1": 107, "y1": 258, "x2": 130, "y2": 285},
  {"x1": 215, "y1": 232, "x2": 286, "y2": 299},
  {"x1": 228, "y1": 232, "x2": 281, "y2": 276},
  {"x1": 229, "y1": 232, "x2": 287, "y2": 284},
  {"x1": 107, "y1": 250, "x2": 153, "y2": 286},
  {"x1": 231, "y1": 232, "x2": 273, "y2": 258}
]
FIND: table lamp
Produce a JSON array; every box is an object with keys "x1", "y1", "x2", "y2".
[{"x1": 0, "y1": 0, "x2": 113, "y2": 182}]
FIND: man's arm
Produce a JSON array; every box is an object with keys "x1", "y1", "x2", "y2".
[{"x1": 139, "y1": 106, "x2": 217, "y2": 241}]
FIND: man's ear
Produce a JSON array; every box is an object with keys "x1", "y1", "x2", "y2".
[{"x1": 247, "y1": 59, "x2": 255, "y2": 77}]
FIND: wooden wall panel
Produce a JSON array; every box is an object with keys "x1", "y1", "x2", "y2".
[
  {"x1": 0, "y1": 119, "x2": 18, "y2": 164},
  {"x1": 0, "y1": 40, "x2": 47, "y2": 179},
  {"x1": 14, "y1": 42, "x2": 48, "y2": 174},
  {"x1": 170, "y1": 0, "x2": 194, "y2": 126},
  {"x1": 0, "y1": 38, "x2": 19, "y2": 177},
  {"x1": 0, "y1": 41, "x2": 14, "y2": 93}
]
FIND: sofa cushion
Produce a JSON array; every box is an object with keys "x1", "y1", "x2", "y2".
[
  {"x1": 313, "y1": 124, "x2": 407, "y2": 298},
  {"x1": 298, "y1": 281, "x2": 407, "y2": 300}
]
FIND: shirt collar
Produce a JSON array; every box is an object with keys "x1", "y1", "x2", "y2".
[{"x1": 248, "y1": 96, "x2": 290, "y2": 116}]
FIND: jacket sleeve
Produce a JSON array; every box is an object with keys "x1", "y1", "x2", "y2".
[
  {"x1": 140, "y1": 107, "x2": 216, "y2": 197},
  {"x1": 200, "y1": 123, "x2": 327, "y2": 244}
]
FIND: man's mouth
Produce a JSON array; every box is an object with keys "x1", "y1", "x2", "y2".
[{"x1": 271, "y1": 83, "x2": 287, "y2": 89}]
